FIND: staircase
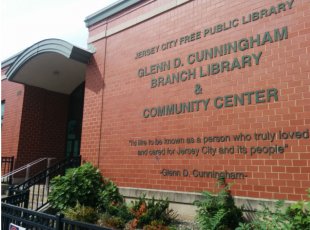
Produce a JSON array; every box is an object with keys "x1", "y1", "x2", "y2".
[
  {"x1": 1, "y1": 156, "x2": 15, "y2": 198},
  {"x1": 1, "y1": 156, "x2": 81, "y2": 210}
]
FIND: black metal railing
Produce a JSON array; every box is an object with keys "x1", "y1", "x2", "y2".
[
  {"x1": 1, "y1": 156, "x2": 14, "y2": 184},
  {"x1": 2, "y1": 202, "x2": 59, "y2": 230},
  {"x1": 2, "y1": 158, "x2": 54, "y2": 185},
  {"x1": 1, "y1": 203, "x2": 112, "y2": 230},
  {"x1": 1, "y1": 190, "x2": 30, "y2": 208},
  {"x1": 8, "y1": 156, "x2": 81, "y2": 211}
]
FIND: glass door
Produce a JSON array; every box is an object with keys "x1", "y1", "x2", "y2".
[{"x1": 66, "y1": 83, "x2": 84, "y2": 158}]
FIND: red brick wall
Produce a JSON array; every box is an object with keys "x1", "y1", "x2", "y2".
[
  {"x1": 1, "y1": 79, "x2": 24, "y2": 160},
  {"x1": 80, "y1": 44, "x2": 106, "y2": 164},
  {"x1": 1, "y1": 79, "x2": 69, "y2": 170},
  {"x1": 83, "y1": 0, "x2": 310, "y2": 200},
  {"x1": 15, "y1": 85, "x2": 69, "y2": 169}
]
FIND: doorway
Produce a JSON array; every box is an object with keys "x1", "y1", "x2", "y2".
[{"x1": 66, "y1": 83, "x2": 85, "y2": 157}]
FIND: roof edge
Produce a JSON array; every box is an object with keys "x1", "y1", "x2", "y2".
[
  {"x1": 5, "y1": 38, "x2": 92, "y2": 82},
  {"x1": 84, "y1": 0, "x2": 142, "y2": 28},
  {"x1": 1, "y1": 51, "x2": 24, "y2": 70}
]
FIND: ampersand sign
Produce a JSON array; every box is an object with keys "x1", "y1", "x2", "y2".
[{"x1": 194, "y1": 84, "x2": 202, "y2": 95}]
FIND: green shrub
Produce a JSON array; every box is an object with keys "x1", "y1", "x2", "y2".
[
  {"x1": 48, "y1": 162, "x2": 178, "y2": 229},
  {"x1": 286, "y1": 189, "x2": 310, "y2": 230},
  {"x1": 48, "y1": 163, "x2": 103, "y2": 211},
  {"x1": 236, "y1": 200, "x2": 291, "y2": 230},
  {"x1": 97, "y1": 213, "x2": 126, "y2": 229},
  {"x1": 97, "y1": 195, "x2": 177, "y2": 230},
  {"x1": 286, "y1": 201, "x2": 310, "y2": 230},
  {"x1": 237, "y1": 189, "x2": 310, "y2": 230},
  {"x1": 63, "y1": 202, "x2": 98, "y2": 224},
  {"x1": 97, "y1": 179, "x2": 133, "y2": 225},
  {"x1": 129, "y1": 195, "x2": 177, "y2": 229},
  {"x1": 100, "y1": 201, "x2": 133, "y2": 228},
  {"x1": 194, "y1": 178, "x2": 244, "y2": 230},
  {"x1": 98, "y1": 179, "x2": 124, "y2": 212},
  {"x1": 143, "y1": 220, "x2": 169, "y2": 230}
]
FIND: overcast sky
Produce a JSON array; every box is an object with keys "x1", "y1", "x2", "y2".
[{"x1": 1, "y1": 0, "x2": 118, "y2": 61}]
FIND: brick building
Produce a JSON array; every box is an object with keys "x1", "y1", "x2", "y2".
[{"x1": 2, "y1": 0, "x2": 309, "y2": 216}]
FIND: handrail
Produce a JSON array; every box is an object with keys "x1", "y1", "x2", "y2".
[
  {"x1": 1, "y1": 156, "x2": 14, "y2": 184},
  {"x1": 10, "y1": 157, "x2": 75, "y2": 192},
  {"x1": 1, "y1": 158, "x2": 55, "y2": 182},
  {"x1": 1, "y1": 190, "x2": 30, "y2": 208},
  {"x1": 9, "y1": 156, "x2": 81, "y2": 210}
]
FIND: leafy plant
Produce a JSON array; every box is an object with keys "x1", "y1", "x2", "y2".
[
  {"x1": 48, "y1": 162, "x2": 178, "y2": 229},
  {"x1": 97, "y1": 179, "x2": 133, "y2": 226},
  {"x1": 129, "y1": 195, "x2": 177, "y2": 229},
  {"x1": 235, "y1": 222, "x2": 251, "y2": 230},
  {"x1": 236, "y1": 200, "x2": 291, "y2": 230},
  {"x1": 63, "y1": 202, "x2": 98, "y2": 223},
  {"x1": 48, "y1": 162, "x2": 103, "y2": 211},
  {"x1": 194, "y1": 177, "x2": 244, "y2": 230},
  {"x1": 286, "y1": 189, "x2": 310, "y2": 230},
  {"x1": 97, "y1": 213, "x2": 127, "y2": 229},
  {"x1": 143, "y1": 220, "x2": 170, "y2": 230},
  {"x1": 98, "y1": 200, "x2": 133, "y2": 229},
  {"x1": 286, "y1": 201, "x2": 310, "y2": 230},
  {"x1": 98, "y1": 179, "x2": 124, "y2": 212}
]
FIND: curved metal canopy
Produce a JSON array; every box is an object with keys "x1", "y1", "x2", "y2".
[{"x1": 5, "y1": 38, "x2": 93, "y2": 95}]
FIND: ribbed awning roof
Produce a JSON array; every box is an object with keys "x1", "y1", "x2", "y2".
[{"x1": 5, "y1": 39, "x2": 93, "y2": 94}]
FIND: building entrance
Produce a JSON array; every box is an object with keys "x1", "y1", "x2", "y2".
[{"x1": 66, "y1": 83, "x2": 85, "y2": 157}]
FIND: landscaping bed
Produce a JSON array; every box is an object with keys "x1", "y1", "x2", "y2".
[{"x1": 47, "y1": 163, "x2": 310, "y2": 230}]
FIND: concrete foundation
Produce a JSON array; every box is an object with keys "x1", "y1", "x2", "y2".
[{"x1": 120, "y1": 187, "x2": 295, "y2": 220}]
